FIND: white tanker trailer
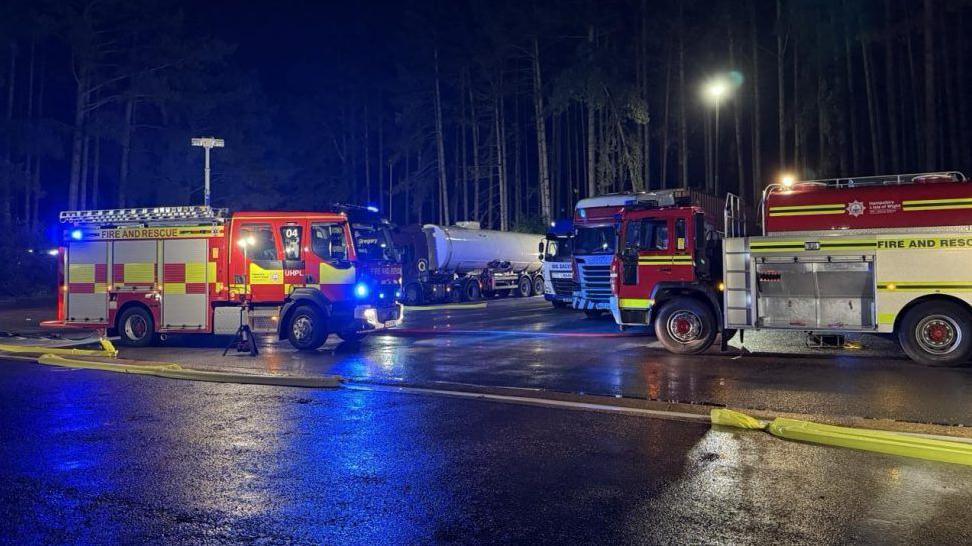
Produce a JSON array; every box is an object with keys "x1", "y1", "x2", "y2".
[{"x1": 394, "y1": 222, "x2": 545, "y2": 304}]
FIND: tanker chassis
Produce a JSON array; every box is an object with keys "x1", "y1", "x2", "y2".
[{"x1": 395, "y1": 223, "x2": 544, "y2": 305}]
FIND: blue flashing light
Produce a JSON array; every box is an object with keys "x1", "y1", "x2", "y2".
[
  {"x1": 354, "y1": 282, "x2": 370, "y2": 298},
  {"x1": 366, "y1": 205, "x2": 379, "y2": 213},
  {"x1": 70, "y1": 229, "x2": 83, "y2": 240}
]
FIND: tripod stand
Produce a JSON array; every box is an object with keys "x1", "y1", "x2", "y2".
[{"x1": 223, "y1": 301, "x2": 259, "y2": 356}]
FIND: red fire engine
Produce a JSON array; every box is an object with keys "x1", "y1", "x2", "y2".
[
  {"x1": 48, "y1": 205, "x2": 402, "y2": 351},
  {"x1": 611, "y1": 172, "x2": 972, "y2": 366}
]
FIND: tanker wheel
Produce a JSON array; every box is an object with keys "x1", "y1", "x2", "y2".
[
  {"x1": 898, "y1": 300, "x2": 972, "y2": 367},
  {"x1": 517, "y1": 275, "x2": 533, "y2": 297},
  {"x1": 653, "y1": 297, "x2": 716, "y2": 355},
  {"x1": 287, "y1": 304, "x2": 328, "y2": 351},
  {"x1": 402, "y1": 282, "x2": 424, "y2": 306},
  {"x1": 532, "y1": 275, "x2": 545, "y2": 297},
  {"x1": 461, "y1": 279, "x2": 481, "y2": 302},
  {"x1": 117, "y1": 306, "x2": 156, "y2": 347}
]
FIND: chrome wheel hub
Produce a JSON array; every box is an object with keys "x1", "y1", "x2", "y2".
[
  {"x1": 292, "y1": 316, "x2": 313, "y2": 341},
  {"x1": 667, "y1": 311, "x2": 702, "y2": 343},
  {"x1": 916, "y1": 315, "x2": 961, "y2": 355}
]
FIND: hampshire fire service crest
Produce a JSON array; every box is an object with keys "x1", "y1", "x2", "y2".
[{"x1": 846, "y1": 200, "x2": 865, "y2": 217}]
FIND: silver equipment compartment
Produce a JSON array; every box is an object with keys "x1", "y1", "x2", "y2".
[{"x1": 755, "y1": 256, "x2": 875, "y2": 329}]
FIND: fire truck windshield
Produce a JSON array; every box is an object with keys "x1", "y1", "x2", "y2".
[
  {"x1": 351, "y1": 223, "x2": 399, "y2": 262},
  {"x1": 573, "y1": 226, "x2": 616, "y2": 255}
]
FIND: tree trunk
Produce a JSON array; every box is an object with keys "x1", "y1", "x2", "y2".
[
  {"x1": 729, "y1": 25, "x2": 746, "y2": 197},
  {"x1": 461, "y1": 74, "x2": 469, "y2": 220},
  {"x1": 661, "y1": 43, "x2": 671, "y2": 188},
  {"x1": 884, "y1": 0, "x2": 900, "y2": 171},
  {"x1": 843, "y1": 36, "x2": 861, "y2": 174},
  {"x1": 678, "y1": 3, "x2": 688, "y2": 188},
  {"x1": 91, "y1": 137, "x2": 101, "y2": 208},
  {"x1": 532, "y1": 37, "x2": 551, "y2": 223},
  {"x1": 940, "y1": 4, "x2": 960, "y2": 168},
  {"x1": 80, "y1": 134, "x2": 90, "y2": 210},
  {"x1": 922, "y1": 0, "x2": 936, "y2": 169},
  {"x1": 364, "y1": 105, "x2": 371, "y2": 203},
  {"x1": 470, "y1": 85, "x2": 481, "y2": 223},
  {"x1": 750, "y1": 0, "x2": 762, "y2": 201},
  {"x1": 3, "y1": 42, "x2": 16, "y2": 224},
  {"x1": 861, "y1": 40, "x2": 882, "y2": 172},
  {"x1": 776, "y1": 0, "x2": 786, "y2": 170},
  {"x1": 118, "y1": 97, "x2": 135, "y2": 208},
  {"x1": 586, "y1": 26, "x2": 597, "y2": 197},
  {"x1": 494, "y1": 88, "x2": 508, "y2": 230},
  {"x1": 433, "y1": 49, "x2": 450, "y2": 226}
]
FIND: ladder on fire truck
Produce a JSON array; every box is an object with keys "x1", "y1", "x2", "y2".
[
  {"x1": 59, "y1": 205, "x2": 228, "y2": 226},
  {"x1": 722, "y1": 193, "x2": 754, "y2": 328}
]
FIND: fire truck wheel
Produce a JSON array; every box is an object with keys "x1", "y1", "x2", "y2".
[
  {"x1": 117, "y1": 306, "x2": 156, "y2": 347},
  {"x1": 584, "y1": 310, "x2": 603, "y2": 319},
  {"x1": 552, "y1": 300, "x2": 570, "y2": 309},
  {"x1": 517, "y1": 275, "x2": 533, "y2": 297},
  {"x1": 287, "y1": 304, "x2": 328, "y2": 351},
  {"x1": 461, "y1": 278, "x2": 481, "y2": 302},
  {"x1": 898, "y1": 300, "x2": 972, "y2": 366},
  {"x1": 654, "y1": 297, "x2": 717, "y2": 354},
  {"x1": 532, "y1": 276, "x2": 545, "y2": 296},
  {"x1": 402, "y1": 283, "x2": 424, "y2": 306}
]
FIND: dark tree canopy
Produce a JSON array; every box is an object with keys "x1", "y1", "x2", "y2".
[{"x1": 1, "y1": 0, "x2": 970, "y2": 295}]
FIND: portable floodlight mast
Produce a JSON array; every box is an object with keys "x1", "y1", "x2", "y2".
[{"x1": 191, "y1": 137, "x2": 225, "y2": 207}]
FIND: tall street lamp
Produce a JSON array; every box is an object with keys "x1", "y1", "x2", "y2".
[
  {"x1": 703, "y1": 78, "x2": 730, "y2": 193},
  {"x1": 191, "y1": 137, "x2": 225, "y2": 207}
]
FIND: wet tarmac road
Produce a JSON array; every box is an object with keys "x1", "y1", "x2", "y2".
[
  {"x1": 5, "y1": 296, "x2": 972, "y2": 427},
  {"x1": 2, "y1": 362, "x2": 971, "y2": 544},
  {"x1": 87, "y1": 297, "x2": 972, "y2": 427}
]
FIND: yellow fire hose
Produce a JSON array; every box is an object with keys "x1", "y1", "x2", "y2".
[
  {"x1": 1, "y1": 338, "x2": 340, "y2": 388},
  {"x1": 712, "y1": 408, "x2": 972, "y2": 467}
]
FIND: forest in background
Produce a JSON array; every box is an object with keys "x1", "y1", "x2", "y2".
[{"x1": 0, "y1": 0, "x2": 970, "y2": 295}]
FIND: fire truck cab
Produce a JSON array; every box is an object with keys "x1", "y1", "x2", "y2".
[
  {"x1": 52, "y1": 206, "x2": 402, "y2": 351},
  {"x1": 609, "y1": 189, "x2": 726, "y2": 351}
]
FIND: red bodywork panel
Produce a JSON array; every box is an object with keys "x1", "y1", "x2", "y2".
[
  {"x1": 765, "y1": 180, "x2": 972, "y2": 233},
  {"x1": 615, "y1": 206, "x2": 700, "y2": 308}
]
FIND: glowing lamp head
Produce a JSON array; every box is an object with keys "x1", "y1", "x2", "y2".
[
  {"x1": 47, "y1": 249, "x2": 59, "y2": 256},
  {"x1": 366, "y1": 205, "x2": 379, "y2": 213},
  {"x1": 354, "y1": 282, "x2": 370, "y2": 298},
  {"x1": 70, "y1": 229, "x2": 83, "y2": 241},
  {"x1": 780, "y1": 174, "x2": 796, "y2": 189}
]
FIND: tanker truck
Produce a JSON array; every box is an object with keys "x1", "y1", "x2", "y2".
[{"x1": 394, "y1": 222, "x2": 544, "y2": 305}]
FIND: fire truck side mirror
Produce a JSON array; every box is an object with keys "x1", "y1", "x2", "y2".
[
  {"x1": 694, "y1": 213, "x2": 706, "y2": 251},
  {"x1": 538, "y1": 241, "x2": 545, "y2": 254}
]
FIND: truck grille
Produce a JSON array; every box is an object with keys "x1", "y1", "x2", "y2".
[
  {"x1": 551, "y1": 278, "x2": 577, "y2": 297},
  {"x1": 579, "y1": 264, "x2": 612, "y2": 303}
]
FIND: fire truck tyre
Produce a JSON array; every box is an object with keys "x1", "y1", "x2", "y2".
[
  {"x1": 461, "y1": 279, "x2": 481, "y2": 302},
  {"x1": 552, "y1": 300, "x2": 569, "y2": 309},
  {"x1": 533, "y1": 276, "x2": 545, "y2": 297},
  {"x1": 584, "y1": 310, "x2": 603, "y2": 319},
  {"x1": 898, "y1": 301, "x2": 972, "y2": 366},
  {"x1": 517, "y1": 275, "x2": 533, "y2": 297},
  {"x1": 654, "y1": 298, "x2": 717, "y2": 355},
  {"x1": 402, "y1": 283, "x2": 424, "y2": 306},
  {"x1": 117, "y1": 306, "x2": 156, "y2": 347},
  {"x1": 338, "y1": 330, "x2": 368, "y2": 343},
  {"x1": 287, "y1": 305, "x2": 328, "y2": 351}
]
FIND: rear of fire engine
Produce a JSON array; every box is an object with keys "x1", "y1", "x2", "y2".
[
  {"x1": 52, "y1": 206, "x2": 401, "y2": 352},
  {"x1": 613, "y1": 171, "x2": 972, "y2": 366}
]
